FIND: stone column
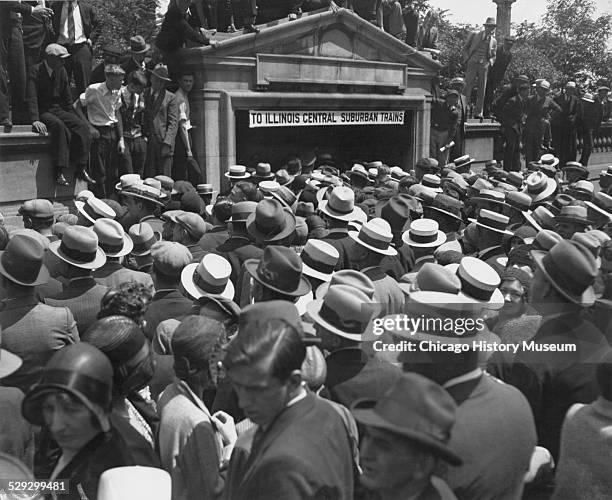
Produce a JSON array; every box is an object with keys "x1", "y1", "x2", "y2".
[{"x1": 493, "y1": 0, "x2": 516, "y2": 39}]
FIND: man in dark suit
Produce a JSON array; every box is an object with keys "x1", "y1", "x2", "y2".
[
  {"x1": 501, "y1": 81, "x2": 529, "y2": 171},
  {"x1": 579, "y1": 86, "x2": 609, "y2": 166},
  {"x1": 484, "y1": 35, "x2": 515, "y2": 117},
  {"x1": 26, "y1": 43, "x2": 91, "y2": 186},
  {"x1": 143, "y1": 64, "x2": 179, "y2": 178},
  {"x1": 143, "y1": 241, "x2": 195, "y2": 340},
  {"x1": 45, "y1": 225, "x2": 109, "y2": 334},
  {"x1": 502, "y1": 240, "x2": 611, "y2": 461},
  {"x1": 224, "y1": 301, "x2": 354, "y2": 500},
  {"x1": 524, "y1": 80, "x2": 561, "y2": 166},
  {"x1": 50, "y1": 0, "x2": 99, "y2": 95},
  {"x1": 552, "y1": 81, "x2": 581, "y2": 167},
  {"x1": 198, "y1": 197, "x2": 231, "y2": 253}
]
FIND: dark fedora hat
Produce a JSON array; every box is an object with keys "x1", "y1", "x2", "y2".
[
  {"x1": 129, "y1": 35, "x2": 150, "y2": 54},
  {"x1": 244, "y1": 246, "x2": 311, "y2": 297},
  {"x1": 531, "y1": 240, "x2": 598, "y2": 305},
  {"x1": 423, "y1": 193, "x2": 464, "y2": 222},
  {"x1": 253, "y1": 162, "x2": 275, "y2": 180},
  {"x1": 555, "y1": 205, "x2": 593, "y2": 226},
  {"x1": 374, "y1": 196, "x2": 414, "y2": 233},
  {"x1": 246, "y1": 199, "x2": 296, "y2": 243},
  {"x1": 351, "y1": 373, "x2": 462, "y2": 465},
  {"x1": 0, "y1": 234, "x2": 50, "y2": 286}
]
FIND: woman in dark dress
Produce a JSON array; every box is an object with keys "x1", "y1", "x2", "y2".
[{"x1": 22, "y1": 344, "x2": 134, "y2": 500}]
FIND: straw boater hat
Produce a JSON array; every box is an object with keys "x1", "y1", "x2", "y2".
[
  {"x1": 307, "y1": 285, "x2": 374, "y2": 342},
  {"x1": 244, "y1": 246, "x2": 311, "y2": 297},
  {"x1": 98, "y1": 467, "x2": 171, "y2": 500},
  {"x1": 531, "y1": 240, "x2": 598, "y2": 306},
  {"x1": 421, "y1": 174, "x2": 443, "y2": 193},
  {"x1": 401, "y1": 219, "x2": 446, "y2": 248},
  {"x1": 452, "y1": 155, "x2": 474, "y2": 173},
  {"x1": 349, "y1": 218, "x2": 398, "y2": 256},
  {"x1": 49, "y1": 225, "x2": 106, "y2": 270},
  {"x1": 76, "y1": 198, "x2": 116, "y2": 225},
  {"x1": 453, "y1": 256, "x2": 504, "y2": 309},
  {"x1": 115, "y1": 174, "x2": 142, "y2": 192},
  {"x1": 523, "y1": 171, "x2": 557, "y2": 203},
  {"x1": 93, "y1": 218, "x2": 134, "y2": 258},
  {"x1": 538, "y1": 153, "x2": 560, "y2": 169},
  {"x1": 300, "y1": 239, "x2": 339, "y2": 282},
  {"x1": 469, "y1": 209, "x2": 513, "y2": 236},
  {"x1": 181, "y1": 253, "x2": 235, "y2": 301},
  {"x1": 224, "y1": 165, "x2": 250, "y2": 180},
  {"x1": 319, "y1": 186, "x2": 363, "y2": 222},
  {"x1": 562, "y1": 161, "x2": 589, "y2": 180},
  {"x1": 120, "y1": 183, "x2": 165, "y2": 207}
]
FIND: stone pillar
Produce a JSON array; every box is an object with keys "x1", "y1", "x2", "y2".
[{"x1": 493, "y1": 0, "x2": 516, "y2": 39}]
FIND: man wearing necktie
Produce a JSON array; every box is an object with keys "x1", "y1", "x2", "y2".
[
  {"x1": 51, "y1": 0, "x2": 99, "y2": 95},
  {"x1": 461, "y1": 17, "x2": 498, "y2": 120}
]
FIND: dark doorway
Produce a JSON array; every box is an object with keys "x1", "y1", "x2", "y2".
[{"x1": 234, "y1": 109, "x2": 413, "y2": 170}]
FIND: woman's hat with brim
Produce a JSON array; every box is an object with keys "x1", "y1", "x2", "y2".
[
  {"x1": 300, "y1": 239, "x2": 339, "y2": 282},
  {"x1": 351, "y1": 372, "x2": 462, "y2": 465},
  {"x1": 246, "y1": 198, "x2": 296, "y2": 243},
  {"x1": 181, "y1": 254, "x2": 235, "y2": 301},
  {"x1": 349, "y1": 218, "x2": 398, "y2": 256},
  {"x1": 244, "y1": 246, "x2": 311, "y2": 297},
  {"x1": 76, "y1": 198, "x2": 117, "y2": 224},
  {"x1": 469, "y1": 209, "x2": 513, "y2": 236},
  {"x1": 49, "y1": 225, "x2": 106, "y2": 270},
  {"x1": 402, "y1": 219, "x2": 447, "y2": 248},
  {"x1": 307, "y1": 285, "x2": 374, "y2": 341},
  {"x1": 93, "y1": 218, "x2": 134, "y2": 258},
  {"x1": 224, "y1": 165, "x2": 251, "y2": 180},
  {"x1": 531, "y1": 240, "x2": 597, "y2": 306},
  {"x1": 0, "y1": 234, "x2": 50, "y2": 287},
  {"x1": 523, "y1": 171, "x2": 557, "y2": 202}
]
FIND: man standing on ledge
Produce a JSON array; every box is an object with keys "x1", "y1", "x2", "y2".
[{"x1": 462, "y1": 17, "x2": 497, "y2": 120}]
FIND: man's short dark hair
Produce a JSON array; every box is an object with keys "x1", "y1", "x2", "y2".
[
  {"x1": 223, "y1": 319, "x2": 306, "y2": 382},
  {"x1": 230, "y1": 181, "x2": 259, "y2": 203},
  {"x1": 285, "y1": 156, "x2": 302, "y2": 176},
  {"x1": 212, "y1": 197, "x2": 233, "y2": 223},
  {"x1": 128, "y1": 70, "x2": 147, "y2": 87}
]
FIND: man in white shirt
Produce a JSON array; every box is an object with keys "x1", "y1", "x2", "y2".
[
  {"x1": 51, "y1": 0, "x2": 99, "y2": 95},
  {"x1": 173, "y1": 72, "x2": 201, "y2": 184},
  {"x1": 76, "y1": 64, "x2": 125, "y2": 198}
]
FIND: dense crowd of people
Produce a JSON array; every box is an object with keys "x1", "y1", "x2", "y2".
[{"x1": 0, "y1": 150, "x2": 611, "y2": 499}]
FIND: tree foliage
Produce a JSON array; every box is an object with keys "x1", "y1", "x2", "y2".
[{"x1": 89, "y1": 0, "x2": 158, "y2": 59}]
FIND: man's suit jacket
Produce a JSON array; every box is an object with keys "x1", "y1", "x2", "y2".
[
  {"x1": 143, "y1": 88, "x2": 179, "y2": 149},
  {"x1": 0, "y1": 295, "x2": 79, "y2": 393},
  {"x1": 553, "y1": 397, "x2": 612, "y2": 499},
  {"x1": 502, "y1": 94, "x2": 527, "y2": 134},
  {"x1": 323, "y1": 347, "x2": 401, "y2": 408},
  {"x1": 45, "y1": 277, "x2": 109, "y2": 334},
  {"x1": 504, "y1": 312, "x2": 610, "y2": 460},
  {"x1": 462, "y1": 30, "x2": 496, "y2": 66},
  {"x1": 225, "y1": 392, "x2": 354, "y2": 500},
  {"x1": 0, "y1": 2, "x2": 33, "y2": 39},
  {"x1": 363, "y1": 266, "x2": 404, "y2": 316},
  {"x1": 321, "y1": 229, "x2": 354, "y2": 271},
  {"x1": 143, "y1": 289, "x2": 194, "y2": 340},
  {"x1": 216, "y1": 235, "x2": 263, "y2": 287},
  {"x1": 25, "y1": 62, "x2": 73, "y2": 122},
  {"x1": 50, "y1": 1, "x2": 99, "y2": 44},
  {"x1": 437, "y1": 373, "x2": 536, "y2": 500},
  {"x1": 93, "y1": 261, "x2": 154, "y2": 290},
  {"x1": 552, "y1": 93, "x2": 580, "y2": 128}
]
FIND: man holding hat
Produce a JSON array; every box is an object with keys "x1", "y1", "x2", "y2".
[
  {"x1": 144, "y1": 241, "x2": 194, "y2": 340},
  {"x1": 77, "y1": 63, "x2": 126, "y2": 197},
  {"x1": 143, "y1": 63, "x2": 179, "y2": 178},
  {"x1": 430, "y1": 90, "x2": 460, "y2": 166},
  {"x1": 352, "y1": 373, "x2": 461, "y2": 500},
  {"x1": 462, "y1": 17, "x2": 498, "y2": 119},
  {"x1": 524, "y1": 80, "x2": 561, "y2": 166},
  {"x1": 504, "y1": 240, "x2": 611, "y2": 461},
  {"x1": 26, "y1": 43, "x2": 92, "y2": 186},
  {"x1": 0, "y1": 234, "x2": 78, "y2": 393}
]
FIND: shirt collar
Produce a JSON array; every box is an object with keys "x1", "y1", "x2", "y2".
[
  {"x1": 443, "y1": 367, "x2": 482, "y2": 389},
  {"x1": 43, "y1": 60, "x2": 54, "y2": 77},
  {"x1": 286, "y1": 386, "x2": 307, "y2": 408}
]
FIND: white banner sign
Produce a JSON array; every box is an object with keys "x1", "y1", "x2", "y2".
[{"x1": 248, "y1": 110, "x2": 405, "y2": 128}]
